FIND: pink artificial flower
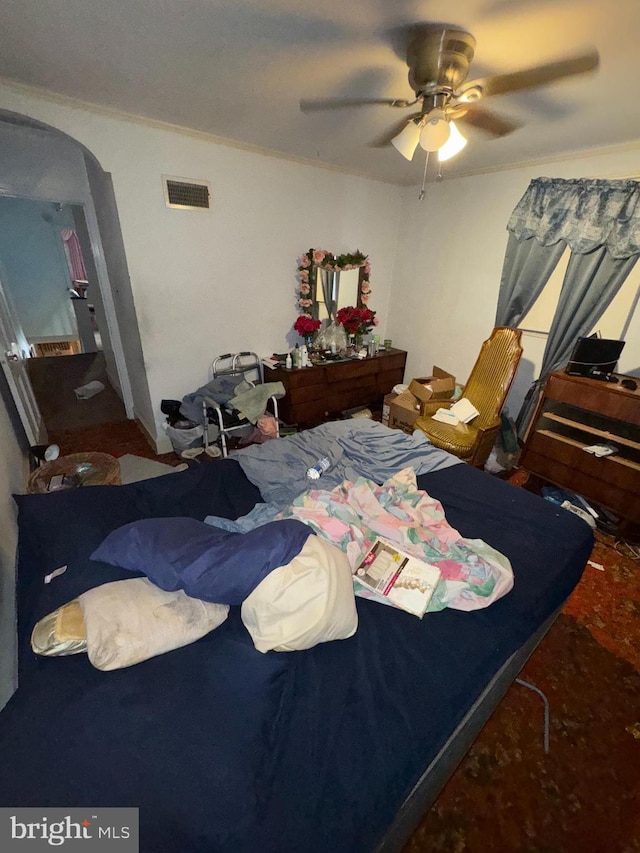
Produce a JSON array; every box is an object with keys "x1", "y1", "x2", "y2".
[
  {"x1": 361, "y1": 294, "x2": 369, "y2": 304},
  {"x1": 312, "y1": 249, "x2": 327, "y2": 264},
  {"x1": 298, "y1": 283, "x2": 310, "y2": 295},
  {"x1": 364, "y1": 261, "x2": 371, "y2": 274},
  {"x1": 373, "y1": 316, "x2": 379, "y2": 325},
  {"x1": 299, "y1": 255, "x2": 311, "y2": 268},
  {"x1": 298, "y1": 269, "x2": 309, "y2": 282},
  {"x1": 299, "y1": 298, "x2": 313, "y2": 308}
]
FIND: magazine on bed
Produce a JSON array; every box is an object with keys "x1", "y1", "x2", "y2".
[{"x1": 353, "y1": 537, "x2": 441, "y2": 618}]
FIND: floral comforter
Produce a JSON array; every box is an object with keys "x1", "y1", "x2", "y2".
[{"x1": 280, "y1": 467, "x2": 514, "y2": 612}]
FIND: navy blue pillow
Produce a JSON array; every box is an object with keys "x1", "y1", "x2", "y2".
[{"x1": 91, "y1": 517, "x2": 313, "y2": 604}]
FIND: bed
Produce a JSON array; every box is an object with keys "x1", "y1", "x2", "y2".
[{"x1": 0, "y1": 420, "x2": 593, "y2": 852}]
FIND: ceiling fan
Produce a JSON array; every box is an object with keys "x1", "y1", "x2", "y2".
[{"x1": 300, "y1": 23, "x2": 599, "y2": 167}]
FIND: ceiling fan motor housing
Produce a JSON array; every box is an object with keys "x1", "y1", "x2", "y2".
[{"x1": 407, "y1": 25, "x2": 476, "y2": 95}]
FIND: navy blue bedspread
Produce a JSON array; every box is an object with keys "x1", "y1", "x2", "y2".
[{"x1": 0, "y1": 459, "x2": 593, "y2": 852}]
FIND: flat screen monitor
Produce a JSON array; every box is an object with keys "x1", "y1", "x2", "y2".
[{"x1": 566, "y1": 336, "x2": 625, "y2": 379}]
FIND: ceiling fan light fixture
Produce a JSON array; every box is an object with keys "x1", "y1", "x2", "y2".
[
  {"x1": 438, "y1": 121, "x2": 467, "y2": 162},
  {"x1": 457, "y1": 85, "x2": 483, "y2": 103},
  {"x1": 391, "y1": 120, "x2": 421, "y2": 160},
  {"x1": 419, "y1": 109, "x2": 451, "y2": 152}
]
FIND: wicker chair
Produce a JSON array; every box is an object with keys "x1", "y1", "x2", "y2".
[{"x1": 414, "y1": 327, "x2": 523, "y2": 468}]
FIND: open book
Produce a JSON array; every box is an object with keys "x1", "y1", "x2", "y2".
[{"x1": 354, "y1": 537, "x2": 441, "y2": 618}]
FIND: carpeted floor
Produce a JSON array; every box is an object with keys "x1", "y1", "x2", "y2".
[
  {"x1": 29, "y1": 420, "x2": 640, "y2": 851},
  {"x1": 404, "y1": 528, "x2": 640, "y2": 853}
]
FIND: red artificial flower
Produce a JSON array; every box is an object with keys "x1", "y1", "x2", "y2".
[
  {"x1": 294, "y1": 314, "x2": 321, "y2": 337},
  {"x1": 335, "y1": 305, "x2": 377, "y2": 337}
]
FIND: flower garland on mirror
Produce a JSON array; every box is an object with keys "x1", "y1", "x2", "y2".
[{"x1": 295, "y1": 248, "x2": 372, "y2": 341}]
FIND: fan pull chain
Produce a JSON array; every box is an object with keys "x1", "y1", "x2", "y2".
[{"x1": 418, "y1": 151, "x2": 430, "y2": 200}]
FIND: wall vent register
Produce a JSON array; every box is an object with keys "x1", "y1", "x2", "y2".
[{"x1": 163, "y1": 176, "x2": 211, "y2": 210}]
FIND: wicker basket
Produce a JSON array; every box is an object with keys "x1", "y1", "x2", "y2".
[{"x1": 28, "y1": 452, "x2": 121, "y2": 494}]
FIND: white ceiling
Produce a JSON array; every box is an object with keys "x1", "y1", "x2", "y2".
[{"x1": 1, "y1": 0, "x2": 639, "y2": 186}]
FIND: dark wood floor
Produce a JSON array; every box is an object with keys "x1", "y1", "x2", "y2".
[
  {"x1": 28, "y1": 352, "x2": 127, "y2": 432},
  {"x1": 47, "y1": 419, "x2": 177, "y2": 464}
]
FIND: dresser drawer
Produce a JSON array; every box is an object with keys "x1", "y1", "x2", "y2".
[
  {"x1": 521, "y1": 446, "x2": 640, "y2": 523},
  {"x1": 325, "y1": 359, "x2": 377, "y2": 383},
  {"x1": 274, "y1": 349, "x2": 407, "y2": 426},
  {"x1": 525, "y1": 429, "x2": 639, "y2": 492},
  {"x1": 546, "y1": 373, "x2": 640, "y2": 425}
]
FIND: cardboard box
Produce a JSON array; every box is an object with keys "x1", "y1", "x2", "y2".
[
  {"x1": 388, "y1": 367, "x2": 456, "y2": 433},
  {"x1": 388, "y1": 389, "x2": 422, "y2": 434},
  {"x1": 381, "y1": 392, "x2": 396, "y2": 427},
  {"x1": 408, "y1": 366, "x2": 456, "y2": 403}
]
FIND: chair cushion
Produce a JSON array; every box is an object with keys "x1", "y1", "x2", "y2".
[{"x1": 414, "y1": 416, "x2": 477, "y2": 459}]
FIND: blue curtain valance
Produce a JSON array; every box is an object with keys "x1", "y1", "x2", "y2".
[{"x1": 507, "y1": 177, "x2": 640, "y2": 259}]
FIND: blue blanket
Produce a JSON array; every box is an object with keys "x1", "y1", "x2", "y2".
[
  {"x1": 1, "y1": 456, "x2": 592, "y2": 853},
  {"x1": 232, "y1": 418, "x2": 460, "y2": 505}
]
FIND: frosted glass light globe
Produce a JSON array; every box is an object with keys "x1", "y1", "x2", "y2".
[{"x1": 419, "y1": 109, "x2": 451, "y2": 152}]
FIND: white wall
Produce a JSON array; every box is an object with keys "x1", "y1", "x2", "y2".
[
  {"x1": 0, "y1": 84, "x2": 404, "y2": 451},
  {"x1": 0, "y1": 382, "x2": 26, "y2": 710},
  {"x1": 0, "y1": 121, "x2": 90, "y2": 202},
  {"x1": 0, "y1": 197, "x2": 78, "y2": 340},
  {"x1": 388, "y1": 147, "x2": 640, "y2": 418}
]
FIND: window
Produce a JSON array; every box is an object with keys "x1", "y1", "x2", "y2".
[{"x1": 518, "y1": 246, "x2": 640, "y2": 339}]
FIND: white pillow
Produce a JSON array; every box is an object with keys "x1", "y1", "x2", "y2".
[
  {"x1": 78, "y1": 577, "x2": 229, "y2": 671},
  {"x1": 241, "y1": 534, "x2": 358, "y2": 653}
]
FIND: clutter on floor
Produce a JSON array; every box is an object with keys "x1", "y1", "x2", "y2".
[
  {"x1": 28, "y1": 452, "x2": 121, "y2": 493},
  {"x1": 161, "y1": 352, "x2": 285, "y2": 458},
  {"x1": 73, "y1": 380, "x2": 105, "y2": 400}
]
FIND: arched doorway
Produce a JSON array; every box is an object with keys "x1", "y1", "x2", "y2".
[{"x1": 0, "y1": 111, "x2": 150, "y2": 444}]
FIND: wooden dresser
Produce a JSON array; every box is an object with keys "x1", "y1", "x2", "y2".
[
  {"x1": 520, "y1": 370, "x2": 640, "y2": 524},
  {"x1": 268, "y1": 348, "x2": 407, "y2": 427}
]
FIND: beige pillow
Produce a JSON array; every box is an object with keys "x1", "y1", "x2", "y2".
[
  {"x1": 77, "y1": 578, "x2": 229, "y2": 671},
  {"x1": 241, "y1": 534, "x2": 358, "y2": 653},
  {"x1": 31, "y1": 599, "x2": 88, "y2": 657}
]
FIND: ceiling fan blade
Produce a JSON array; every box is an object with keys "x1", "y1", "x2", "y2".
[
  {"x1": 300, "y1": 97, "x2": 412, "y2": 112},
  {"x1": 454, "y1": 105, "x2": 522, "y2": 138},
  {"x1": 466, "y1": 50, "x2": 599, "y2": 99},
  {"x1": 369, "y1": 113, "x2": 423, "y2": 148}
]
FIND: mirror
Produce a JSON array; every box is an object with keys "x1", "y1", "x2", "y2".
[
  {"x1": 314, "y1": 267, "x2": 360, "y2": 322},
  {"x1": 297, "y1": 249, "x2": 371, "y2": 325}
]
